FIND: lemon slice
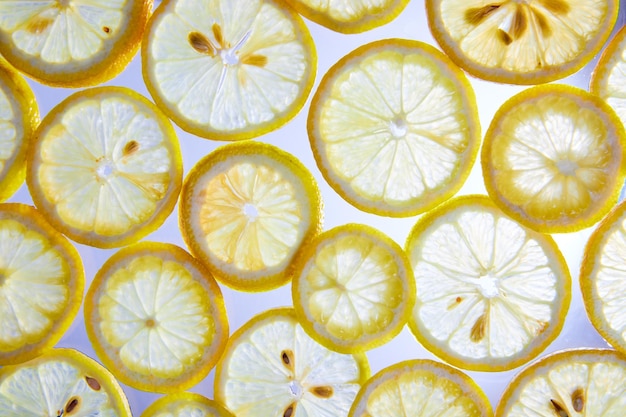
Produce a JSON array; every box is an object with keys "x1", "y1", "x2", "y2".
[
  {"x1": 179, "y1": 141, "x2": 322, "y2": 292},
  {"x1": 405, "y1": 195, "x2": 571, "y2": 371},
  {"x1": 84, "y1": 241, "x2": 229, "y2": 393},
  {"x1": 348, "y1": 359, "x2": 493, "y2": 417},
  {"x1": 141, "y1": 392, "x2": 235, "y2": 417},
  {"x1": 284, "y1": 0, "x2": 409, "y2": 34},
  {"x1": 26, "y1": 86, "x2": 182, "y2": 249},
  {"x1": 308, "y1": 39, "x2": 480, "y2": 217},
  {"x1": 496, "y1": 348, "x2": 626, "y2": 416},
  {"x1": 214, "y1": 307, "x2": 369, "y2": 417},
  {"x1": 0, "y1": 203, "x2": 84, "y2": 366},
  {"x1": 142, "y1": 0, "x2": 316, "y2": 141},
  {"x1": 0, "y1": 0, "x2": 151, "y2": 87},
  {"x1": 0, "y1": 60, "x2": 38, "y2": 202},
  {"x1": 426, "y1": 0, "x2": 618, "y2": 84},
  {"x1": 591, "y1": 25, "x2": 626, "y2": 128},
  {"x1": 292, "y1": 223, "x2": 415, "y2": 353},
  {"x1": 482, "y1": 84, "x2": 626, "y2": 234},
  {"x1": 0, "y1": 348, "x2": 131, "y2": 417}
]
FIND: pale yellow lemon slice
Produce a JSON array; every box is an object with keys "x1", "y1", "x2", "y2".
[{"x1": 141, "y1": 392, "x2": 235, "y2": 417}]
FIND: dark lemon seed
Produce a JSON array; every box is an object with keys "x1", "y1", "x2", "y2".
[
  {"x1": 189, "y1": 32, "x2": 216, "y2": 56},
  {"x1": 311, "y1": 386, "x2": 333, "y2": 398},
  {"x1": 65, "y1": 397, "x2": 79, "y2": 414},
  {"x1": 550, "y1": 399, "x2": 569, "y2": 417},
  {"x1": 465, "y1": 4, "x2": 501, "y2": 25},
  {"x1": 571, "y1": 388, "x2": 584, "y2": 412},
  {"x1": 85, "y1": 376, "x2": 101, "y2": 391},
  {"x1": 470, "y1": 313, "x2": 487, "y2": 342}
]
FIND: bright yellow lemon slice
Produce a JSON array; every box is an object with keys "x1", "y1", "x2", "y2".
[{"x1": 141, "y1": 392, "x2": 235, "y2": 417}]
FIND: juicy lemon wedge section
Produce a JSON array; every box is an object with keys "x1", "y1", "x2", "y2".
[
  {"x1": 405, "y1": 195, "x2": 571, "y2": 371},
  {"x1": 214, "y1": 307, "x2": 369, "y2": 417},
  {"x1": 0, "y1": 0, "x2": 151, "y2": 87},
  {"x1": 308, "y1": 39, "x2": 480, "y2": 217},
  {"x1": 426, "y1": 0, "x2": 618, "y2": 84},
  {"x1": 349, "y1": 359, "x2": 493, "y2": 417},
  {"x1": 0, "y1": 348, "x2": 132, "y2": 417},
  {"x1": 179, "y1": 141, "x2": 322, "y2": 292},
  {"x1": 0, "y1": 203, "x2": 84, "y2": 366},
  {"x1": 482, "y1": 84, "x2": 626, "y2": 233},
  {"x1": 141, "y1": 392, "x2": 235, "y2": 417},
  {"x1": 292, "y1": 223, "x2": 415, "y2": 353},
  {"x1": 84, "y1": 242, "x2": 229, "y2": 393},
  {"x1": 142, "y1": 0, "x2": 316, "y2": 141},
  {"x1": 27, "y1": 86, "x2": 182, "y2": 249}
]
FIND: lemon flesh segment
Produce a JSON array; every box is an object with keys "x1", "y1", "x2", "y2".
[
  {"x1": 180, "y1": 142, "x2": 322, "y2": 292},
  {"x1": 309, "y1": 39, "x2": 480, "y2": 217},
  {"x1": 293, "y1": 224, "x2": 415, "y2": 353},
  {"x1": 27, "y1": 87, "x2": 182, "y2": 249},
  {"x1": 215, "y1": 308, "x2": 369, "y2": 417},
  {"x1": 84, "y1": 242, "x2": 228, "y2": 393},
  {"x1": 0, "y1": 204, "x2": 84, "y2": 366},
  {"x1": 427, "y1": 0, "x2": 618, "y2": 84},
  {"x1": 406, "y1": 195, "x2": 570, "y2": 371},
  {"x1": 0, "y1": 348, "x2": 131, "y2": 417},
  {"x1": 482, "y1": 85, "x2": 626, "y2": 234},
  {"x1": 496, "y1": 349, "x2": 626, "y2": 416},
  {"x1": 143, "y1": 0, "x2": 316, "y2": 140},
  {"x1": 141, "y1": 392, "x2": 236, "y2": 417}
]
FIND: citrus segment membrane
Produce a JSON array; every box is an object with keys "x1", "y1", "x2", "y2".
[
  {"x1": 142, "y1": 0, "x2": 316, "y2": 140},
  {"x1": 406, "y1": 195, "x2": 571, "y2": 371},
  {"x1": 308, "y1": 39, "x2": 480, "y2": 217},
  {"x1": 84, "y1": 242, "x2": 229, "y2": 393},
  {"x1": 292, "y1": 224, "x2": 415, "y2": 353},
  {"x1": 0, "y1": 203, "x2": 84, "y2": 366},
  {"x1": 141, "y1": 392, "x2": 235, "y2": 417}
]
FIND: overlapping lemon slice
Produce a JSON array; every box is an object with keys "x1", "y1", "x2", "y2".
[
  {"x1": 591, "y1": 25, "x2": 626, "y2": 127},
  {"x1": 426, "y1": 0, "x2": 618, "y2": 84},
  {"x1": 27, "y1": 86, "x2": 182, "y2": 249},
  {"x1": 141, "y1": 392, "x2": 235, "y2": 417},
  {"x1": 308, "y1": 39, "x2": 480, "y2": 217},
  {"x1": 84, "y1": 241, "x2": 229, "y2": 393},
  {"x1": 142, "y1": 0, "x2": 316, "y2": 141},
  {"x1": 0, "y1": 0, "x2": 151, "y2": 87},
  {"x1": 405, "y1": 195, "x2": 571, "y2": 371},
  {"x1": 0, "y1": 203, "x2": 84, "y2": 366},
  {"x1": 214, "y1": 308, "x2": 369, "y2": 417},
  {"x1": 482, "y1": 84, "x2": 626, "y2": 233},
  {"x1": 348, "y1": 359, "x2": 493, "y2": 417},
  {"x1": 0, "y1": 348, "x2": 132, "y2": 417},
  {"x1": 292, "y1": 224, "x2": 415, "y2": 353}
]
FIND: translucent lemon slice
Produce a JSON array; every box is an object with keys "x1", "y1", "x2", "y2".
[
  {"x1": 591, "y1": 25, "x2": 626, "y2": 128},
  {"x1": 141, "y1": 392, "x2": 235, "y2": 417}
]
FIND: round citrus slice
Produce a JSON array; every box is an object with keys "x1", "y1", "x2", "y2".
[
  {"x1": 348, "y1": 359, "x2": 493, "y2": 417},
  {"x1": 179, "y1": 141, "x2": 322, "y2": 292},
  {"x1": 0, "y1": 203, "x2": 84, "y2": 366},
  {"x1": 426, "y1": 0, "x2": 618, "y2": 85},
  {"x1": 141, "y1": 392, "x2": 235, "y2": 417},
  {"x1": 214, "y1": 307, "x2": 369, "y2": 417},
  {"x1": 292, "y1": 223, "x2": 415, "y2": 353},
  {"x1": 591, "y1": 25, "x2": 626, "y2": 128},
  {"x1": 482, "y1": 84, "x2": 626, "y2": 234},
  {"x1": 495, "y1": 348, "x2": 626, "y2": 416},
  {"x1": 0, "y1": 348, "x2": 131, "y2": 417},
  {"x1": 0, "y1": 59, "x2": 38, "y2": 202},
  {"x1": 142, "y1": 0, "x2": 316, "y2": 141},
  {"x1": 0, "y1": 0, "x2": 151, "y2": 87},
  {"x1": 405, "y1": 195, "x2": 571, "y2": 371},
  {"x1": 84, "y1": 241, "x2": 229, "y2": 393},
  {"x1": 26, "y1": 86, "x2": 182, "y2": 249},
  {"x1": 308, "y1": 38, "x2": 480, "y2": 217},
  {"x1": 284, "y1": 0, "x2": 409, "y2": 34}
]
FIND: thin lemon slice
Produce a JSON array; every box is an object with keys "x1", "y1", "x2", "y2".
[
  {"x1": 405, "y1": 195, "x2": 571, "y2": 371},
  {"x1": 27, "y1": 86, "x2": 182, "y2": 249},
  {"x1": 141, "y1": 392, "x2": 235, "y2": 417},
  {"x1": 348, "y1": 359, "x2": 493, "y2": 417},
  {"x1": 482, "y1": 84, "x2": 626, "y2": 234},
  {"x1": 0, "y1": 203, "x2": 84, "y2": 366},
  {"x1": 0, "y1": 0, "x2": 151, "y2": 87},
  {"x1": 591, "y1": 25, "x2": 626, "y2": 127},
  {"x1": 496, "y1": 348, "x2": 626, "y2": 416},
  {"x1": 84, "y1": 241, "x2": 229, "y2": 393},
  {"x1": 179, "y1": 141, "x2": 322, "y2": 292},
  {"x1": 284, "y1": 0, "x2": 409, "y2": 34},
  {"x1": 308, "y1": 39, "x2": 480, "y2": 217},
  {"x1": 426, "y1": 0, "x2": 618, "y2": 84},
  {"x1": 0, "y1": 348, "x2": 131, "y2": 417},
  {"x1": 0, "y1": 60, "x2": 38, "y2": 202},
  {"x1": 142, "y1": 0, "x2": 316, "y2": 141},
  {"x1": 292, "y1": 223, "x2": 415, "y2": 353},
  {"x1": 214, "y1": 307, "x2": 370, "y2": 417}
]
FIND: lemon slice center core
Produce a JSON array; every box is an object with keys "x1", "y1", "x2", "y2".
[
  {"x1": 389, "y1": 116, "x2": 408, "y2": 138},
  {"x1": 96, "y1": 159, "x2": 115, "y2": 180},
  {"x1": 556, "y1": 159, "x2": 578, "y2": 176},
  {"x1": 478, "y1": 272, "x2": 500, "y2": 299},
  {"x1": 242, "y1": 203, "x2": 259, "y2": 221},
  {"x1": 289, "y1": 379, "x2": 304, "y2": 399}
]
